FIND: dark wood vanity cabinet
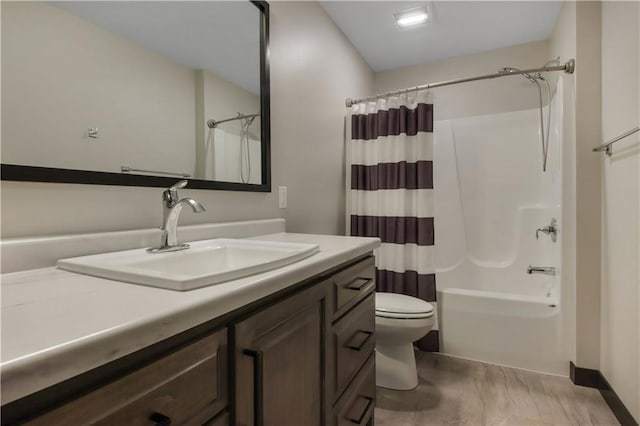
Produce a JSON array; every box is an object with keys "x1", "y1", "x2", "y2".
[
  {"x1": 7, "y1": 255, "x2": 376, "y2": 426},
  {"x1": 234, "y1": 281, "x2": 328, "y2": 426},
  {"x1": 233, "y1": 255, "x2": 376, "y2": 426}
]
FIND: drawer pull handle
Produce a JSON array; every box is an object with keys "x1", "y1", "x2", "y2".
[
  {"x1": 346, "y1": 278, "x2": 372, "y2": 291},
  {"x1": 243, "y1": 349, "x2": 264, "y2": 426},
  {"x1": 346, "y1": 330, "x2": 373, "y2": 351},
  {"x1": 149, "y1": 412, "x2": 172, "y2": 426},
  {"x1": 347, "y1": 396, "x2": 374, "y2": 425}
]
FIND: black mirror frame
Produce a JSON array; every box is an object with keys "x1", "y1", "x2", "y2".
[{"x1": 1, "y1": 1, "x2": 271, "y2": 193}]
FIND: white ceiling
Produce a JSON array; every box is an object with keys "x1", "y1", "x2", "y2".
[
  {"x1": 320, "y1": 1, "x2": 563, "y2": 72},
  {"x1": 52, "y1": 1, "x2": 261, "y2": 94}
]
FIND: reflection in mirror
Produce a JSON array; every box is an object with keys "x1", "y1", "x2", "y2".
[{"x1": 1, "y1": 1, "x2": 265, "y2": 185}]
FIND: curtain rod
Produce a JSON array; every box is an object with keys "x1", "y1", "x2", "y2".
[
  {"x1": 207, "y1": 113, "x2": 260, "y2": 129},
  {"x1": 345, "y1": 59, "x2": 575, "y2": 108}
]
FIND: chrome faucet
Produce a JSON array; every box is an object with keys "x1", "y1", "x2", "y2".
[
  {"x1": 527, "y1": 265, "x2": 556, "y2": 276},
  {"x1": 536, "y1": 218, "x2": 557, "y2": 242},
  {"x1": 148, "y1": 180, "x2": 206, "y2": 253}
]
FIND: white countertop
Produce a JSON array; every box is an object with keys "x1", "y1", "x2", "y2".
[{"x1": 1, "y1": 232, "x2": 380, "y2": 404}]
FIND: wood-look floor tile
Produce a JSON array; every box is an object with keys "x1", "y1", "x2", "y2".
[{"x1": 374, "y1": 351, "x2": 620, "y2": 426}]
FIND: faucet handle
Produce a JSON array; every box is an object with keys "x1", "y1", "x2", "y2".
[
  {"x1": 536, "y1": 218, "x2": 558, "y2": 242},
  {"x1": 171, "y1": 180, "x2": 188, "y2": 190},
  {"x1": 163, "y1": 180, "x2": 189, "y2": 204}
]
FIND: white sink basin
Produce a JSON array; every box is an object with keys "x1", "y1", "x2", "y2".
[{"x1": 57, "y1": 238, "x2": 320, "y2": 291}]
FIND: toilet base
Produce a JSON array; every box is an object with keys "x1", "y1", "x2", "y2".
[{"x1": 375, "y1": 343, "x2": 418, "y2": 390}]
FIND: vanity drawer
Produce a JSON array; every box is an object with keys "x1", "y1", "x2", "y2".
[
  {"x1": 332, "y1": 257, "x2": 375, "y2": 321},
  {"x1": 26, "y1": 329, "x2": 228, "y2": 426},
  {"x1": 333, "y1": 355, "x2": 375, "y2": 426},
  {"x1": 331, "y1": 294, "x2": 375, "y2": 399}
]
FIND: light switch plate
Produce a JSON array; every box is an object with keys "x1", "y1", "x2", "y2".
[{"x1": 278, "y1": 186, "x2": 287, "y2": 209}]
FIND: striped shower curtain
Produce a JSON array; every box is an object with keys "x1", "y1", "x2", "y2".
[{"x1": 348, "y1": 92, "x2": 438, "y2": 351}]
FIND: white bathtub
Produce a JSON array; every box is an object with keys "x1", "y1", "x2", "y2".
[{"x1": 438, "y1": 287, "x2": 565, "y2": 375}]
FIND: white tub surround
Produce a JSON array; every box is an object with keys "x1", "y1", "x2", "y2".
[
  {"x1": 433, "y1": 96, "x2": 565, "y2": 376},
  {"x1": 0, "y1": 222, "x2": 380, "y2": 404}
]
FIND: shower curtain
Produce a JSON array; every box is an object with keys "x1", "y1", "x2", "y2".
[{"x1": 348, "y1": 91, "x2": 438, "y2": 351}]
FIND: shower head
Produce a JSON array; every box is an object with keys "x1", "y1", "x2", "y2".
[{"x1": 500, "y1": 61, "x2": 555, "y2": 173}]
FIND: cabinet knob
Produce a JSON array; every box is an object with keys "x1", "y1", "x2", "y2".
[{"x1": 149, "y1": 412, "x2": 172, "y2": 426}]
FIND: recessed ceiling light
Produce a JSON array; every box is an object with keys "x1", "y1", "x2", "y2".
[{"x1": 394, "y1": 5, "x2": 431, "y2": 30}]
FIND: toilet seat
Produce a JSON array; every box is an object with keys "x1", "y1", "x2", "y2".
[{"x1": 375, "y1": 293, "x2": 434, "y2": 319}]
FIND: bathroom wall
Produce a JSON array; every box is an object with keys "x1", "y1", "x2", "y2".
[
  {"x1": 0, "y1": 2, "x2": 374, "y2": 238},
  {"x1": 549, "y1": 0, "x2": 578, "y2": 375},
  {"x1": 374, "y1": 40, "x2": 551, "y2": 121},
  {"x1": 269, "y1": 2, "x2": 373, "y2": 235},
  {"x1": 549, "y1": 0, "x2": 605, "y2": 373},
  {"x1": 573, "y1": 0, "x2": 603, "y2": 372},
  {"x1": 599, "y1": 1, "x2": 639, "y2": 421},
  {"x1": 549, "y1": 7, "x2": 639, "y2": 420}
]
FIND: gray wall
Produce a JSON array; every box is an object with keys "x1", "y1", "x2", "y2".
[
  {"x1": 549, "y1": 0, "x2": 578, "y2": 371},
  {"x1": 599, "y1": 1, "x2": 639, "y2": 421},
  {"x1": 0, "y1": 1, "x2": 374, "y2": 238},
  {"x1": 573, "y1": 1, "x2": 603, "y2": 371}
]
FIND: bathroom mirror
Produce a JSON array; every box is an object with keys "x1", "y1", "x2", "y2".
[{"x1": 1, "y1": 1, "x2": 271, "y2": 192}]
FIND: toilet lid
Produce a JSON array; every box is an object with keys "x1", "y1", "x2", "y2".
[{"x1": 375, "y1": 293, "x2": 434, "y2": 319}]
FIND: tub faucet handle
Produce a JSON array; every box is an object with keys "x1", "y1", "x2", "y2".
[{"x1": 536, "y1": 218, "x2": 557, "y2": 242}]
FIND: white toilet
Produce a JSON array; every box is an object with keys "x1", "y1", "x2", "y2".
[{"x1": 375, "y1": 292, "x2": 435, "y2": 390}]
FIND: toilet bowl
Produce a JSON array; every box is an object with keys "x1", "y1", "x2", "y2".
[{"x1": 375, "y1": 292, "x2": 435, "y2": 390}]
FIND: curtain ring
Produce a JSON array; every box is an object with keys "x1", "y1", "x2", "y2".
[{"x1": 419, "y1": 85, "x2": 430, "y2": 101}]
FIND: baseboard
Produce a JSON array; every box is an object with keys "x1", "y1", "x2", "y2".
[
  {"x1": 570, "y1": 362, "x2": 638, "y2": 426},
  {"x1": 569, "y1": 361, "x2": 605, "y2": 388}
]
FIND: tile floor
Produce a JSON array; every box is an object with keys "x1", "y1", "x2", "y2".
[{"x1": 375, "y1": 352, "x2": 620, "y2": 426}]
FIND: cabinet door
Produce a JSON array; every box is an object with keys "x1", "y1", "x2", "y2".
[{"x1": 234, "y1": 283, "x2": 328, "y2": 426}]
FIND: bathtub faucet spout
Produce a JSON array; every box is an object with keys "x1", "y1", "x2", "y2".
[{"x1": 527, "y1": 265, "x2": 556, "y2": 276}]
